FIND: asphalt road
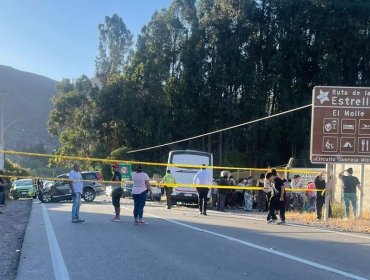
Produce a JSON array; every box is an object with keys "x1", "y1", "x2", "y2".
[{"x1": 16, "y1": 196, "x2": 370, "y2": 280}]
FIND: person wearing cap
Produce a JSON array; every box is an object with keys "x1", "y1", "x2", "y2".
[
  {"x1": 339, "y1": 167, "x2": 362, "y2": 219},
  {"x1": 132, "y1": 164, "x2": 152, "y2": 225},
  {"x1": 193, "y1": 164, "x2": 212, "y2": 215},
  {"x1": 69, "y1": 163, "x2": 84, "y2": 223},
  {"x1": 111, "y1": 163, "x2": 122, "y2": 222},
  {"x1": 161, "y1": 169, "x2": 177, "y2": 209}
]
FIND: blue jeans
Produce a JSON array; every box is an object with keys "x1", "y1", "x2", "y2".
[
  {"x1": 343, "y1": 193, "x2": 357, "y2": 218},
  {"x1": 132, "y1": 191, "x2": 147, "y2": 220},
  {"x1": 0, "y1": 191, "x2": 5, "y2": 205},
  {"x1": 72, "y1": 192, "x2": 82, "y2": 220}
]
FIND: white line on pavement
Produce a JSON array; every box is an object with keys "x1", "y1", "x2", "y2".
[
  {"x1": 41, "y1": 204, "x2": 70, "y2": 280},
  {"x1": 143, "y1": 211, "x2": 368, "y2": 280},
  {"x1": 210, "y1": 210, "x2": 370, "y2": 241}
]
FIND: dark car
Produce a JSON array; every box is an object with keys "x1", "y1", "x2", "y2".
[
  {"x1": 105, "y1": 180, "x2": 161, "y2": 201},
  {"x1": 39, "y1": 171, "x2": 105, "y2": 203}
]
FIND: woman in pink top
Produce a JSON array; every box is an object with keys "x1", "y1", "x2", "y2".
[{"x1": 132, "y1": 164, "x2": 152, "y2": 225}]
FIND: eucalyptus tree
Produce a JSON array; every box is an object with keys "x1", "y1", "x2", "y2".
[{"x1": 95, "y1": 13, "x2": 133, "y2": 86}]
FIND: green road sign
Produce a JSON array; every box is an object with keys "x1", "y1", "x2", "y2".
[{"x1": 119, "y1": 163, "x2": 132, "y2": 180}]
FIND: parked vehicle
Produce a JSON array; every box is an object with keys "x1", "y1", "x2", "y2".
[
  {"x1": 167, "y1": 150, "x2": 213, "y2": 205},
  {"x1": 106, "y1": 180, "x2": 161, "y2": 201},
  {"x1": 39, "y1": 171, "x2": 105, "y2": 203},
  {"x1": 10, "y1": 179, "x2": 37, "y2": 200}
]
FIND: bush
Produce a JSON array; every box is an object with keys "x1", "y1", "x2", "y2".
[{"x1": 331, "y1": 202, "x2": 344, "y2": 219}]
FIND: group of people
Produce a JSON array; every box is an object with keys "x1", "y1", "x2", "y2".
[{"x1": 66, "y1": 163, "x2": 362, "y2": 225}]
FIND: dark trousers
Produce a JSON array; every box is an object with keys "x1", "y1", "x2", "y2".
[
  {"x1": 267, "y1": 196, "x2": 281, "y2": 221},
  {"x1": 217, "y1": 194, "x2": 226, "y2": 211},
  {"x1": 257, "y1": 191, "x2": 266, "y2": 211},
  {"x1": 198, "y1": 190, "x2": 209, "y2": 214},
  {"x1": 316, "y1": 195, "x2": 331, "y2": 219},
  {"x1": 164, "y1": 187, "x2": 172, "y2": 208},
  {"x1": 132, "y1": 191, "x2": 147, "y2": 220},
  {"x1": 278, "y1": 200, "x2": 286, "y2": 222}
]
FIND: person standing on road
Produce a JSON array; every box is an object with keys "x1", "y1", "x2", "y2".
[
  {"x1": 161, "y1": 170, "x2": 176, "y2": 209},
  {"x1": 339, "y1": 168, "x2": 362, "y2": 219},
  {"x1": 315, "y1": 172, "x2": 332, "y2": 220},
  {"x1": 244, "y1": 176, "x2": 254, "y2": 212},
  {"x1": 271, "y1": 169, "x2": 286, "y2": 225},
  {"x1": 111, "y1": 163, "x2": 122, "y2": 222},
  {"x1": 193, "y1": 164, "x2": 212, "y2": 216},
  {"x1": 217, "y1": 173, "x2": 229, "y2": 212},
  {"x1": 256, "y1": 173, "x2": 266, "y2": 212},
  {"x1": 69, "y1": 163, "x2": 84, "y2": 223},
  {"x1": 0, "y1": 170, "x2": 7, "y2": 207},
  {"x1": 132, "y1": 164, "x2": 152, "y2": 225},
  {"x1": 264, "y1": 172, "x2": 275, "y2": 222}
]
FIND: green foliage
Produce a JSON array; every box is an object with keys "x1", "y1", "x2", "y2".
[
  {"x1": 4, "y1": 158, "x2": 30, "y2": 177},
  {"x1": 331, "y1": 202, "x2": 345, "y2": 219},
  {"x1": 47, "y1": 1, "x2": 370, "y2": 171}
]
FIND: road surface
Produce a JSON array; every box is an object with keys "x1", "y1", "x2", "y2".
[{"x1": 16, "y1": 196, "x2": 370, "y2": 280}]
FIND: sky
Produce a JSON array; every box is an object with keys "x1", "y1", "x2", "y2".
[{"x1": 0, "y1": 0, "x2": 173, "y2": 81}]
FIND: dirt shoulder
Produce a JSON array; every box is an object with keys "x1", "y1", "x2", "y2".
[{"x1": 0, "y1": 199, "x2": 32, "y2": 280}]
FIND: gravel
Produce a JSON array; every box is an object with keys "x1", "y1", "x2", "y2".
[{"x1": 0, "y1": 199, "x2": 32, "y2": 280}]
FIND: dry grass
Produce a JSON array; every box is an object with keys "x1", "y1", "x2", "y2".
[{"x1": 286, "y1": 208, "x2": 370, "y2": 234}]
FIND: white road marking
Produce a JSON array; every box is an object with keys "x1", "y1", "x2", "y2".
[
  {"x1": 142, "y1": 210, "x2": 368, "y2": 280},
  {"x1": 211, "y1": 210, "x2": 370, "y2": 241},
  {"x1": 41, "y1": 204, "x2": 70, "y2": 280}
]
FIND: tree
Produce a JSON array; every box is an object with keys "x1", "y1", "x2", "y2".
[{"x1": 95, "y1": 14, "x2": 133, "y2": 86}]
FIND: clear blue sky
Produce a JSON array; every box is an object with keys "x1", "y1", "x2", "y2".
[{"x1": 0, "y1": 0, "x2": 172, "y2": 81}]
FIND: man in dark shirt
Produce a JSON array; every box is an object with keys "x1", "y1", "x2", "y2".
[
  {"x1": 338, "y1": 168, "x2": 362, "y2": 219},
  {"x1": 217, "y1": 174, "x2": 229, "y2": 212},
  {"x1": 111, "y1": 163, "x2": 122, "y2": 222},
  {"x1": 315, "y1": 172, "x2": 332, "y2": 220},
  {"x1": 270, "y1": 169, "x2": 285, "y2": 225}
]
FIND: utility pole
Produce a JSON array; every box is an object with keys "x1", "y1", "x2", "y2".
[{"x1": 0, "y1": 90, "x2": 7, "y2": 170}]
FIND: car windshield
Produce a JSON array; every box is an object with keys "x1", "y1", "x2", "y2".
[{"x1": 15, "y1": 180, "x2": 33, "y2": 186}]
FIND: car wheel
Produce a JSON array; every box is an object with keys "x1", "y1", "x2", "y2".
[
  {"x1": 13, "y1": 196, "x2": 19, "y2": 200},
  {"x1": 41, "y1": 192, "x2": 52, "y2": 203},
  {"x1": 83, "y1": 188, "x2": 96, "y2": 202},
  {"x1": 171, "y1": 200, "x2": 177, "y2": 205}
]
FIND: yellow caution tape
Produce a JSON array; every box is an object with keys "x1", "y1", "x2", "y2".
[{"x1": 0, "y1": 149, "x2": 324, "y2": 174}]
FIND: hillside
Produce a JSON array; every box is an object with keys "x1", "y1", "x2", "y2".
[{"x1": 0, "y1": 65, "x2": 57, "y2": 153}]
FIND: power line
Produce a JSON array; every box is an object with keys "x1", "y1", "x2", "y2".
[{"x1": 127, "y1": 104, "x2": 312, "y2": 154}]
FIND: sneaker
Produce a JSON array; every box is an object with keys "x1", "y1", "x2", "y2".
[
  {"x1": 277, "y1": 221, "x2": 286, "y2": 225},
  {"x1": 203, "y1": 212, "x2": 207, "y2": 216},
  {"x1": 111, "y1": 217, "x2": 121, "y2": 222},
  {"x1": 268, "y1": 219, "x2": 277, "y2": 224},
  {"x1": 138, "y1": 220, "x2": 148, "y2": 225},
  {"x1": 72, "y1": 219, "x2": 78, "y2": 223},
  {"x1": 134, "y1": 220, "x2": 140, "y2": 225},
  {"x1": 77, "y1": 219, "x2": 85, "y2": 223}
]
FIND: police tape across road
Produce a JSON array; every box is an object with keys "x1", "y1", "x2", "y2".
[
  {"x1": 0, "y1": 149, "x2": 323, "y2": 174},
  {"x1": 0, "y1": 149, "x2": 325, "y2": 192},
  {"x1": 0, "y1": 174, "x2": 324, "y2": 193}
]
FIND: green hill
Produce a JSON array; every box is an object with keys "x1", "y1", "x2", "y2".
[{"x1": 0, "y1": 65, "x2": 57, "y2": 153}]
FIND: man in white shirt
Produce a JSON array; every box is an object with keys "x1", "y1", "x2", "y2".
[
  {"x1": 69, "y1": 163, "x2": 84, "y2": 223},
  {"x1": 193, "y1": 164, "x2": 212, "y2": 215}
]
